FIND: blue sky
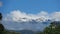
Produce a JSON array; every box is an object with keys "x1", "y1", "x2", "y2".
[{"x1": 1, "y1": 0, "x2": 60, "y2": 14}]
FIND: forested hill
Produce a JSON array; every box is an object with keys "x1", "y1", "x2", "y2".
[{"x1": 37, "y1": 21, "x2": 60, "y2": 34}]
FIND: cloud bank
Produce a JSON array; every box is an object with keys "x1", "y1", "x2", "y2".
[
  {"x1": 3, "y1": 10, "x2": 60, "y2": 31},
  {"x1": 4, "y1": 10, "x2": 60, "y2": 22}
]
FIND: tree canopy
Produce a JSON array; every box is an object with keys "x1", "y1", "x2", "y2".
[{"x1": 37, "y1": 21, "x2": 60, "y2": 34}]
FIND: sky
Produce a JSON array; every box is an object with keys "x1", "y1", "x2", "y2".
[
  {"x1": 0, "y1": 0, "x2": 60, "y2": 31},
  {"x1": 1, "y1": 0, "x2": 60, "y2": 14}
]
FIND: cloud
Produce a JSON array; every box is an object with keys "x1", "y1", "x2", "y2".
[
  {"x1": 4, "y1": 10, "x2": 49, "y2": 22},
  {"x1": 4, "y1": 10, "x2": 60, "y2": 22},
  {"x1": 3, "y1": 10, "x2": 60, "y2": 31},
  {"x1": 0, "y1": 1, "x2": 3, "y2": 7},
  {"x1": 51, "y1": 11, "x2": 60, "y2": 21},
  {"x1": 37, "y1": 11, "x2": 48, "y2": 16}
]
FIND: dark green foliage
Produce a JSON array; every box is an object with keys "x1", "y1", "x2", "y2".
[
  {"x1": 0, "y1": 13, "x2": 2, "y2": 20},
  {"x1": 3, "y1": 31, "x2": 20, "y2": 34},
  {"x1": 0, "y1": 13, "x2": 4, "y2": 34},
  {"x1": 37, "y1": 21, "x2": 60, "y2": 34},
  {"x1": 0, "y1": 24, "x2": 4, "y2": 34},
  {"x1": 0, "y1": 24, "x2": 4, "y2": 31}
]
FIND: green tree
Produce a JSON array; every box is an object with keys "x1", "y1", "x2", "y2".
[
  {"x1": 0, "y1": 13, "x2": 4, "y2": 34},
  {"x1": 37, "y1": 21, "x2": 60, "y2": 34}
]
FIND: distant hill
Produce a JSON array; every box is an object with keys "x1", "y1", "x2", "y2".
[
  {"x1": 17, "y1": 30, "x2": 36, "y2": 34},
  {"x1": 0, "y1": 24, "x2": 20, "y2": 34},
  {"x1": 7, "y1": 30, "x2": 37, "y2": 34}
]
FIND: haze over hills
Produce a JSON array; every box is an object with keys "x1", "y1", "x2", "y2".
[
  {"x1": 5, "y1": 21, "x2": 60, "y2": 34},
  {"x1": 2, "y1": 17, "x2": 51, "y2": 31}
]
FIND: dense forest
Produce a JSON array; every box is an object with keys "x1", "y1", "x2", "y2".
[{"x1": 37, "y1": 21, "x2": 60, "y2": 34}]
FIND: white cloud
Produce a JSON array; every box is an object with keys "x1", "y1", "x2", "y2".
[
  {"x1": 3, "y1": 10, "x2": 60, "y2": 31},
  {"x1": 4, "y1": 10, "x2": 60, "y2": 22},
  {"x1": 4, "y1": 10, "x2": 49, "y2": 22},
  {"x1": 37, "y1": 11, "x2": 48, "y2": 16},
  {"x1": 51, "y1": 11, "x2": 60, "y2": 21}
]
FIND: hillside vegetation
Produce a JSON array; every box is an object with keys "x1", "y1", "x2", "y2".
[{"x1": 37, "y1": 21, "x2": 60, "y2": 34}]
